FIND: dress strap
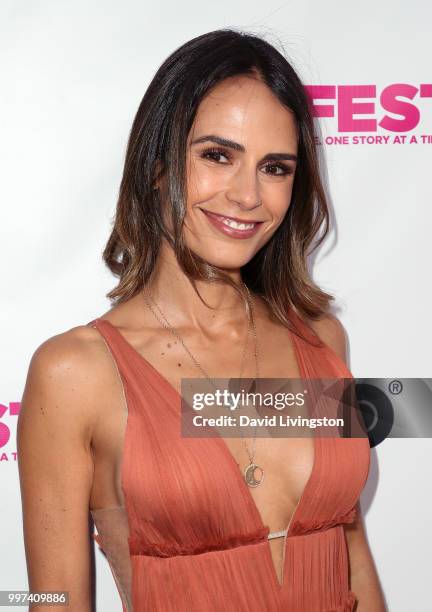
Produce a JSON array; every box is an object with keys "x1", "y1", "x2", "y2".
[
  {"x1": 87, "y1": 318, "x2": 128, "y2": 362},
  {"x1": 287, "y1": 307, "x2": 325, "y2": 348},
  {"x1": 86, "y1": 317, "x2": 133, "y2": 391},
  {"x1": 86, "y1": 317, "x2": 159, "y2": 397}
]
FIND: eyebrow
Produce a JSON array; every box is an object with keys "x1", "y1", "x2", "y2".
[{"x1": 190, "y1": 134, "x2": 298, "y2": 163}]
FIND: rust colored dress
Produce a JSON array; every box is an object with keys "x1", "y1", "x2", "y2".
[{"x1": 88, "y1": 309, "x2": 370, "y2": 612}]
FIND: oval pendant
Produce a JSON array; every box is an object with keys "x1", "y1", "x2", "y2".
[{"x1": 244, "y1": 463, "x2": 264, "y2": 487}]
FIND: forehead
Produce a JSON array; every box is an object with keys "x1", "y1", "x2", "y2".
[{"x1": 190, "y1": 75, "x2": 298, "y2": 150}]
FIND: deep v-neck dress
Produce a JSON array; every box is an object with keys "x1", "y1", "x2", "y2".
[{"x1": 88, "y1": 309, "x2": 370, "y2": 612}]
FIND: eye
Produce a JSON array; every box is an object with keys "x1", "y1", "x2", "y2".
[
  {"x1": 200, "y1": 147, "x2": 232, "y2": 164},
  {"x1": 262, "y1": 163, "x2": 294, "y2": 176}
]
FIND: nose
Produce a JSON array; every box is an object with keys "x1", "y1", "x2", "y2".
[{"x1": 225, "y1": 162, "x2": 262, "y2": 211}]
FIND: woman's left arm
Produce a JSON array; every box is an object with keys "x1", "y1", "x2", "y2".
[
  {"x1": 309, "y1": 313, "x2": 387, "y2": 611},
  {"x1": 345, "y1": 503, "x2": 387, "y2": 611}
]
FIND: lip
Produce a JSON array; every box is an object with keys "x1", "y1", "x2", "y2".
[
  {"x1": 199, "y1": 208, "x2": 264, "y2": 239},
  {"x1": 200, "y1": 209, "x2": 264, "y2": 224}
]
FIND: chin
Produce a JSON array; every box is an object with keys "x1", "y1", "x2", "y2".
[{"x1": 191, "y1": 247, "x2": 254, "y2": 271}]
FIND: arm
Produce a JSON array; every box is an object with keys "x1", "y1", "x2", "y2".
[
  {"x1": 17, "y1": 329, "x2": 100, "y2": 611},
  {"x1": 309, "y1": 313, "x2": 387, "y2": 611},
  {"x1": 345, "y1": 502, "x2": 386, "y2": 611}
]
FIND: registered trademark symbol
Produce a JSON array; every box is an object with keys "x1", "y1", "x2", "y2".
[{"x1": 388, "y1": 379, "x2": 403, "y2": 395}]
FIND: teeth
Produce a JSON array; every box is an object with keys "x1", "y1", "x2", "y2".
[{"x1": 221, "y1": 217, "x2": 256, "y2": 230}]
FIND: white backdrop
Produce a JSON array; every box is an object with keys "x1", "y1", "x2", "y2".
[{"x1": 1, "y1": 1, "x2": 431, "y2": 610}]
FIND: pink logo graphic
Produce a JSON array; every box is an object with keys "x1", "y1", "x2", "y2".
[
  {"x1": 0, "y1": 402, "x2": 20, "y2": 462},
  {"x1": 305, "y1": 84, "x2": 432, "y2": 145}
]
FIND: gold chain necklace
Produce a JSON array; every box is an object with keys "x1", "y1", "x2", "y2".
[{"x1": 142, "y1": 283, "x2": 264, "y2": 488}]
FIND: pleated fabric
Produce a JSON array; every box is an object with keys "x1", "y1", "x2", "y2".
[{"x1": 89, "y1": 307, "x2": 370, "y2": 611}]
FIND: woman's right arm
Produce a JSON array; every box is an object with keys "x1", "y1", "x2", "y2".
[{"x1": 17, "y1": 327, "x2": 102, "y2": 611}]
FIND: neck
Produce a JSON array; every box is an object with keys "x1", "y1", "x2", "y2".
[{"x1": 140, "y1": 239, "x2": 250, "y2": 339}]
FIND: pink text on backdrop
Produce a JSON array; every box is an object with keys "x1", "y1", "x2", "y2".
[
  {"x1": 0, "y1": 402, "x2": 20, "y2": 448},
  {"x1": 306, "y1": 84, "x2": 432, "y2": 132}
]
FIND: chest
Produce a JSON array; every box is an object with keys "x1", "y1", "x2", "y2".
[{"x1": 89, "y1": 321, "x2": 305, "y2": 515}]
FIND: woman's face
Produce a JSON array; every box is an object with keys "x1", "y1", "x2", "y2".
[{"x1": 183, "y1": 75, "x2": 299, "y2": 270}]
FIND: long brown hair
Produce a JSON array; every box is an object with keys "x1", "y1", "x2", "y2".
[{"x1": 102, "y1": 28, "x2": 334, "y2": 344}]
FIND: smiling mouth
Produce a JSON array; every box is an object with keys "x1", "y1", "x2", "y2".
[{"x1": 199, "y1": 208, "x2": 264, "y2": 230}]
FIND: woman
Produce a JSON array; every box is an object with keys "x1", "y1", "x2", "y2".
[{"x1": 18, "y1": 29, "x2": 386, "y2": 611}]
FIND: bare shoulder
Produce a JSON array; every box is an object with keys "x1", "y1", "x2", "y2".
[
  {"x1": 20, "y1": 322, "x2": 118, "y2": 440},
  {"x1": 306, "y1": 313, "x2": 348, "y2": 363},
  {"x1": 26, "y1": 322, "x2": 110, "y2": 389}
]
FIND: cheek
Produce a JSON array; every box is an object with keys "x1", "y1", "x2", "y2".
[
  {"x1": 186, "y1": 162, "x2": 226, "y2": 202},
  {"x1": 265, "y1": 183, "x2": 294, "y2": 218}
]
